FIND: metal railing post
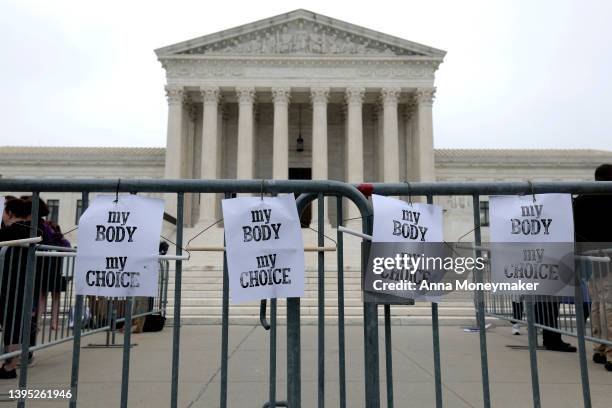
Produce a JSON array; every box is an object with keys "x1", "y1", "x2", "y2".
[
  {"x1": 69, "y1": 191, "x2": 88, "y2": 407},
  {"x1": 574, "y1": 269, "x2": 591, "y2": 408},
  {"x1": 317, "y1": 194, "x2": 325, "y2": 408},
  {"x1": 525, "y1": 301, "x2": 541, "y2": 407},
  {"x1": 472, "y1": 194, "x2": 491, "y2": 408},
  {"x1": 119, "y1": 296, "x2": 133, "y2": 408},
  {"x1": 427, "y1": 194, "x2": 443, "y2": 408},
  {"x1": 268, "y1": 298, "x2": 277, "y2": 408},
  {"x1": 286, "y1": 297, "x2": 301, "y2": 407},
  {"x1": 362, "y1": 193, "x2": 379, "y2": 407},
  {"x1": 170, "y1": 192, "x2": 184, "y2": 408},
  {"x1": 336, "y1": 196, "x2": 347, "y2": 408},
  {"x1": 220, "y1": 192, "x2": 231, "y2": 408}
]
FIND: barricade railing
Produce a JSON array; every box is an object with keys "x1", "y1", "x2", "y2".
[
  {"x1": 0, "y1": 179, "x2": 372, "y2": 408},
  {"x1": 2, "y1": 178, "x2": 612, "y2": 408},
  {"x1": 363, "y1": 180, "x2": 612, "y2": 408},
  {"x1": 483, "y1": 253, "x2": 612, "y2": 348},
  {"x1": 0, "y1": 244, "x2": 170, "y2": 360}
]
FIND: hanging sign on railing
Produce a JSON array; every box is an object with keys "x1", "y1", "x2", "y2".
[
  {"x1": 222, "y1": 194, "x2": 305, "y2": 304},
  {"x1": 366, "y1": 194, "x2": 447, "y2": 303},
  {"x1": 489, "y1": 193, "x2": 575, "y2": 296},
  {"x1": 372, "y1": 194, "x2": 443, "y2": 242},
  {"x1": 74, "y1": 195, "x2": 164, "y2": 297}
]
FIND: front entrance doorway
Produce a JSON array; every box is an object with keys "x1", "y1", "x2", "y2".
[{"x1": 289, "y1": 168, "x2": 312, "y2": 227}]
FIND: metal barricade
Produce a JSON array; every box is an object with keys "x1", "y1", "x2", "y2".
[
  {"x1": 0, "y1": 245, "x2": 170, "y2": 360},
  {"x1": 2, "y1": 178, "x2": 612, "y2": 408},
  {"x1": 365, "y1": 181, "x2": 612, "y2": 408},
  {"x1": 0, "y1": 179, "x2": 372, "y2": 408},
  {"x1": 484, "y1": 252, "x2": 612, "y2": 349}
]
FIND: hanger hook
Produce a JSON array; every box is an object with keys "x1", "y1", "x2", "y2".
[
  {"x1": 260, "y1": 179, "x2": 265, "y2": 201},
  {"x1": 404, "y1": 181, "x2": 413, "y2": 206},
  {"x1": 114, "y1": 178, "x2": 121, "y2": 204},
  {"x1": 526, "y1": 179, "x2": 537, "y2": 203}
]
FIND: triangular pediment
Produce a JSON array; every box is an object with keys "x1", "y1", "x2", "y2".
[{"x1": 155, "y1": 9, "x2": 445, "y2": 59}]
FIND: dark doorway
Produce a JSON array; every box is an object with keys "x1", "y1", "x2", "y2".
[{"x1": 289, "y1": 168, "x2": 312, "y2": 227}]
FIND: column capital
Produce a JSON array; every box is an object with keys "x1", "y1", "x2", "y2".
[
  {"x1": 200, "y1": 86, "x2": 221, "y2": 105},
  {"x1": 415, "y1": 87, "x2": 436, "y2": 106},
  {"x1": 381, "y1": 87, "x2": 401, "y2": 106},
  {"x1": 271, "y1": 87, "x2": 291, "y2": 105},
  {"x1": 310, "y1": 87, "x2": 330, "y2": 105},
  {"x1": 165, "y1": 86, "x2": 184, "y2": 106},
  {"x1": 236, "y1": 87, "x2": 256, "y2": 105},
  {"x1": 345, "y1": 87, "x2": 365, "y2": 106}
]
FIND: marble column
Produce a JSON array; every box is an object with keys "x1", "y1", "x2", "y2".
[
  {"x1": 375, "y1": 105, "x2": 384, "y2": 180},
  {"x1": 163, "y1": 85, "x2": 184, "y2": 217},
  {"x1": 236, "y1": 87, "x2": 256, "y2": 180},
  {"x1": 311, "y1": 87, "x2": 330, "y2": 225},
  {"x1": 198, "y1": 86, "x2": 220, "y2": 224},
  {"x1": 403, "y1": 102, "x2": 417, "y2": 181},
  {"x1": 381, "y1": 88, "x2": 401, "y2": 182},
  {"x1": 215, "y1": 106, "x2": 226, "y2": 219},
  {"x1": 345, "y1": 87, "x2": 365, "y2": 221},
  {"x1": 414, "y1": 88, "x2": 436, "y2": 182},
  {"x1": 272, "y1": 87, "x2": 291, "y2": 179}
]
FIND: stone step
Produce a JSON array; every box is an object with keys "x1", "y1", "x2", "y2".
[
  {"x1": 168, "y1": 272, "x2": 365, "y2": 280},
  {"x1": 168, "y1": 315, "x2": 493, "y2": 326},
  {"x1": 169, "y1": 297, "x2": 473, "y2": 307},
  {"x1": 167, "y1": 281, "x2": 365, "y2": 291},
  {"x1": 165, "y1": 288, "x2": 475, "y2": 301},
  {"x1": 169, "y1": 305, "x2": 476, "y2": 317},
  {"x1": 170, "y1": 290, "x2": 364, "y2": 300}
]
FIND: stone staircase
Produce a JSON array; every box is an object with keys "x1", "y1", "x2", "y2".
[
  {"x1": 165, "y1": 266, "x2": 481, "y2": 326},
  {"x1": 163, "y1": 224, "x2": 483, "y2": 326}
]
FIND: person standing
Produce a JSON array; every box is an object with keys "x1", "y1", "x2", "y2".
[
  {"x1": 0, "y1": 198, "x2": 34, "y2": 379},
  {"x1": 574, "y1": 163, "x2": 612, "y2": 371}
]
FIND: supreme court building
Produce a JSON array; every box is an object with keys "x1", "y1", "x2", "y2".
[{"x1": 155, "y1": 9, "x2": 444, "y2": 226}]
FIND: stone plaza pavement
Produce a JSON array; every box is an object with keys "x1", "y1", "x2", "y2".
[{"x1": 1, "y1": 323, "x2": 611, "y2": 407}]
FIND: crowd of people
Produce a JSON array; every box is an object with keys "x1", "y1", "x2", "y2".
[{"x1": 0, "y1": 196, "x2": 70, "y2": 379}]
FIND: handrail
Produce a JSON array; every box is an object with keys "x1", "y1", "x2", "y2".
[
  {"x1": 0, "y1": 237, "x2": 42, "y2": 247},
  {"x1": 361, "y1": 181, "x2": 612, "y2": 195}
]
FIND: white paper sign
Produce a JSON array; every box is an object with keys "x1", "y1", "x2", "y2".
[
  {"x1": 369, "y1": 195, "x2": 444, "y2": 303},
  {"x1": 372, "y1": 195, "x2": 443, "y2": 242},
  {"x1": 222, "y1": 194, "x2": 305, "y2": 304},
  {"x1": 489, "y1": 194, "x2": 575, "y2": 296},
  {"x1": 489, "y1": 194, "x2": 574, "y2": 242},
  {"x1": 74, "y1": 195, "x2": 164, "y2": 297}
]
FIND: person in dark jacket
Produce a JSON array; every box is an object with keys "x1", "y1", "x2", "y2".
[
  {"x1": 0, "y1": 197, "x2": 34, "y2": 379},
  {"x1": 574, "y1": 163, "x2": 612, "y2": 371},
  {"x1": 38, "y1": 221, "x2": 70, "y2": 330}
]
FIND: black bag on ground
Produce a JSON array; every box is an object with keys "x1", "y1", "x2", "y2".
[{"x1": 143, "y1": 314, "x2": 166, "y2": 332}]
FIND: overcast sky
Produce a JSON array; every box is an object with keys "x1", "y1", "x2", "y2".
[{"x1": 1, "y1": 0, "x2": 611, "y2": 150}]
